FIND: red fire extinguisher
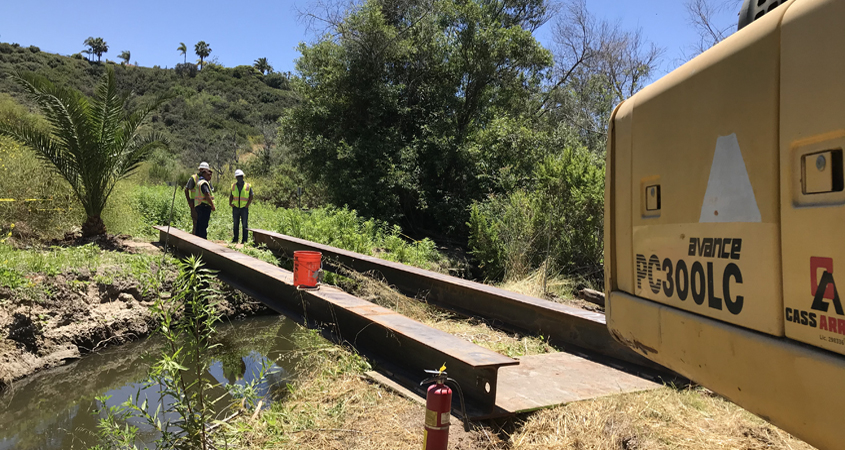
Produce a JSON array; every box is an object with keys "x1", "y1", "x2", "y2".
[{"x1": 420, "y1": 365, "x2": 470, "y2": 450}]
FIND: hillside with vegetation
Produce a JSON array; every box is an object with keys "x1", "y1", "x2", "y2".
[{"x1": 0, "y1": 41, "x2": 297, "y2": 186}]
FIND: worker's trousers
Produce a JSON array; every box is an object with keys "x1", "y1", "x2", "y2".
[
  {"x1": 232, "y1": 207, "x2": 249, "y2": 243},
  {"x1": 195, "y1": 204, "x2": 212, "y2": 240}
]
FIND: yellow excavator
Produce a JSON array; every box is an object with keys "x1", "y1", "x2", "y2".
[{"x1": 604, "y1": 0, "x2": 844, "y2": 448}]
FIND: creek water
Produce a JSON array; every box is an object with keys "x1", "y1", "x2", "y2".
[{"x1": 0, "y1": 314, "x2": 301, "y2": 450}]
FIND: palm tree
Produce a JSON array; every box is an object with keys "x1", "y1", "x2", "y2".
[
  {"x1": 194, "y1": 41, "x2": 211, "y2": 69},
  {"x1": 177, "y1": 42, "x2": 187, "y2": 64},
  {"x1": 94, "y1": 38, "x2": 108, "y2": 62},
  {"x1": 83, "y1": 37, "x2": 108, "y2": 62},
  {"x1": 0, "y1": 68, "x2": 168, "y2": 237},
  {"x1": 253, "y1": 57, "x2": 272, "y2": 75},
  {"x1": 119, "y1": 50, "x2": 131, "y2": 65}
]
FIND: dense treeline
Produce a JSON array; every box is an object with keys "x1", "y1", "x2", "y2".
[
  {"x1": 283, "y1": 0, "x2": 659, "y2": 282},
  {"x1": 285, "y1": 0, "x2": 551, "y2": 231},
  {"x1": 0, "y1": 42, "x2": 297, "y2": 184}
]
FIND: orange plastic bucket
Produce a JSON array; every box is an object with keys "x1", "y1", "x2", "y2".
[{"x1": 293, "y1": 251, "x2": 322, "y2": 288}]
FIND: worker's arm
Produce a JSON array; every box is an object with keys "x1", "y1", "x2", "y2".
[
  {"x1": 185, "y1": 178, "x2": 196, "y2": 211},
  {"x1": 229, "y1": 191, "x2": 234, "y2": 208},
  {"x1": 206, "y1": 192, "x2": 216, "y2": 211},
  {"x1": 246, "y1": 189, "x2": 253, "y2": 209}
]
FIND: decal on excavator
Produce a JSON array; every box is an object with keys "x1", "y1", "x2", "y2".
[
  {"x1": 635, "y1": 237, "x2": 744, "y2": 315},
  {"x1": 785, "y1": 257, "x2": 845, "y2": 343}
]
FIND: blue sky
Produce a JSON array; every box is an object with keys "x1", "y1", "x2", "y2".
[{"x1": 1, "y1": 0, "x2": 738, "y2": 80}]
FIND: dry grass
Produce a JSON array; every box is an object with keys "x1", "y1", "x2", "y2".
[
  {"x1": 225, "y1": 329, "x2": 815, "y2": 450},
  {"x1": 347, "y1": 270, "x2": 555, "y2": 357},
  {"x1": 221, "y1": 327, "x2": 496, "y2": 450},
  {"x1": 498, "y1": 267, "x2": 579, "y2": 300},
  {"x1": 499, "y1": 268, "x2": 603, "y2": 312},
  {"x1": 509, "y1": 387, "x2": 815, "y2": 450}
]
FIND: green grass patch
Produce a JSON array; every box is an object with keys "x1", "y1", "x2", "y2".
[{"x1": 0, "y1": 241, "x2": 173, "y2": 294}]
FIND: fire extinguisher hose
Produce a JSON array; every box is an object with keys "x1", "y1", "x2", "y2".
[{"x1": 445, "y1": 377, "x2": 470, "y2": 432}]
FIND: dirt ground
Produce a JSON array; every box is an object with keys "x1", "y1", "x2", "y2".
[{"x1": 0, "y1": 240, "x2": 267, "y2": 390}]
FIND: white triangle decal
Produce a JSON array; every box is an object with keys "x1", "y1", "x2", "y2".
[{"x1": 699, "y1": 133, "x2": 761, "y2": 223}]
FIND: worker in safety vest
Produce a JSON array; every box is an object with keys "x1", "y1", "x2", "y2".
[
  {"x1": 185, "y1": 162, "x2": 215, "y2": 239},
  {"x1": 185, "y1": 162, "x2": 208, "y2": 234},
  {"x1": 229, "y1": 169, "x2": 253, "y2": 244}
]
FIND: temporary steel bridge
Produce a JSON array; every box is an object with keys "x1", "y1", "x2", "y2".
[{"x1": 156, "y1": 226, "x2": 666, "y2": 418}]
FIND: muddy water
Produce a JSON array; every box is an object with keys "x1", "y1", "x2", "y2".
[{"x1": 0, "y1": 315, "x2": 301, "y2": 450}]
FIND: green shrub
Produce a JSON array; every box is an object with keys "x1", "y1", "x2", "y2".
[
  {"x1": 140, "y1": 148, "x2": 194, "y2": 185},
  {"x1": 468, "y1": 146, "x2": 605, "y2": 282},
  {"x1": 249, "y1": 166, "x2": 326, "y2": 209},
  {"x1": 270, "y1": 206, "x2": 444, "y2": 269}
]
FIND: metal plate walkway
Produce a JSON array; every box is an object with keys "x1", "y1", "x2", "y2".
[
  {"x1": 157, "y1": 227, "x2": 660, "y2": 417},
  {"x1": 250, "y1": 228, "x2": 664, "y2": 373}
]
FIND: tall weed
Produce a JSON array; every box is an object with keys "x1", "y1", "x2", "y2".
[
  {"x1": 0, "y1": 138, "x2": 83, "y2": 239},
  {"x1": 272, "y1": 207, "x2": 443, "y2": 270}
]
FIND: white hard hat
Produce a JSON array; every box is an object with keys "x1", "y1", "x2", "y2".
[
  {"x1": 234, "y1": 169, "x2": 245, "y2": 177},
  {"x1": 198, "y1": 162, "x2": 210, "y2": 170}
]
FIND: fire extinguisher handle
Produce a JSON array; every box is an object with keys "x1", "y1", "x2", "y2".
[{"x1": 445, "y1": 377, "x2": 471, "y2": 433}]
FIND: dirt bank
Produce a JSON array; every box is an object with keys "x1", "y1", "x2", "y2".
[{"x1": 0, "y1": 254, "x2": 267, "y2": 390}]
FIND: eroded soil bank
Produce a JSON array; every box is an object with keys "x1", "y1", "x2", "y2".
[{"x1": 0, "y1": 238, "x2": 267, "y2": 389}]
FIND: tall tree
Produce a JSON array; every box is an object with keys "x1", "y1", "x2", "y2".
[
  {"x1": 541, "y1": 0, "x2": 662, "y2": 152},
  {"x1": 0, "y1": 68, "x2": 168, "y2": 236},
  {"x1": 194, "y1": 41, "x2": 211, "y2": 69},
  {"x1": 177, "y1": 42, "x2": 188, "y2": 64},
  {"x1": 118, "y1": 50, "x2": 131, "y2": 65},
  {"x1": 253, "y1": 57, "x2": 273, "y2": 75},
  {"x1": 285, "y1": 0, "x2": 552, "y2": 229},
  {"x1": 83, "y1": 37, "x2": 96, "y2": 61},
  {"x1": 83, "y1": 37, "x2": 108, "y2": 62},
  {"x1": 685, "y1": 0, "x2": 742, "y2": 56}
]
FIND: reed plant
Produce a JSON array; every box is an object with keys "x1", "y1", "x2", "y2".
[{"x1": 90, "y1": 256, "x2": 265, "y2": 449}]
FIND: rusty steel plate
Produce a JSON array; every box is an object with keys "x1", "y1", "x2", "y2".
[
  {"x1": 495, "y1": 352, "x2": 660, "y2": 413},
  {"x1": 250, "y1": 229, "x2": 663, "y2": 371}
]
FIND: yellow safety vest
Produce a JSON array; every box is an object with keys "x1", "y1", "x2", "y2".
[
  {"x1": 188, "y1": 174, "x2": 199, "y2": 202},
  {"x1": 195, "y1": 178, "x2": 213, "y2": 206},
  {"x1": 231, "y1": 182, "x2": 251, "y2": 208}
]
